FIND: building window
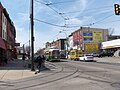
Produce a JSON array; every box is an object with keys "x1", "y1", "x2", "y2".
[{"x1": 2, "y1": 13, "x2": 7, "y2": 40}]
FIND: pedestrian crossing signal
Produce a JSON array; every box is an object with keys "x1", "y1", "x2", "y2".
[{"x1": 114, "y1": 4, "x2": 120, "y2": 15}]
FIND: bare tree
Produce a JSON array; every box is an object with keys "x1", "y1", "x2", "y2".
[
  {"x1": 108, "y1": 28, "x2": 114, "y2": 36},
  {"x1": 25, "y1": 46, "x2": 30, "y2": 59}
]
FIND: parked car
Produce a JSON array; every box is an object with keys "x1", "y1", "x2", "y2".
[
  {"x1": 98, "y1": 51, "x2": 114, "y2": 58},
  {"x1": 90, "y1": 53, "x2": 99, "y2": 57},
  {"x1": 79, "y1": 54, "x2": 94, "y2": 62}
]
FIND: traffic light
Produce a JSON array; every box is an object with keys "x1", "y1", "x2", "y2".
[{"x1": 114, "y1": 4, "x2": 120, "y2": 15}]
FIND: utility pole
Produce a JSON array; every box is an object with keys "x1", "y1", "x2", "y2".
[
  {"x1": 22, "y1": 44, "x2": 25, "y2": 67},
  {"x1": 30, "y1": 0, "x2": 35, "y2": 71},
  {"x1": 66, "y1": 37, "x2": 68, "y2": 59}
]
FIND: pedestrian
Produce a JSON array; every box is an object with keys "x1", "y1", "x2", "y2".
[
  {"x1": 4, "y1": 57, "x2": 8, "y2": 64},
  {"x1": 35, "y1": 55, "x2": 43, "y2": 74},
  {"x1": 42, "y1": 55, "x2": 45, "y2": 67},
  {"x1": 22, "y1": 53, "x2": 26, "y2": 67}
]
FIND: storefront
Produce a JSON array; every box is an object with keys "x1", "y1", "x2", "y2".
[{"x1": 0, "y1": 37, "x2": 6, "y2": 65}]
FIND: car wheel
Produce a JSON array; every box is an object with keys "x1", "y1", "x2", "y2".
[{"x1": 84, "y1": 58, "x2": 86, "y2": 62}]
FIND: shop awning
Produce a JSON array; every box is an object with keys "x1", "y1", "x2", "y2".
[{"x1": 0, "y1": 37, "x2": 6, "y2": 49}]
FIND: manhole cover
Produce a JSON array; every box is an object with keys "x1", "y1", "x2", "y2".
[{"x1": 111, "y1": 82, "x2": 120, "y2": 88}]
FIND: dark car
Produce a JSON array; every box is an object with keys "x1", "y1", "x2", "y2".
[
  {"x1": 90, "y1": 53, "x2": 99, "y2": 57},
  {"x1": 98, "y1": 51, "x2": 113, "y2": 58}
]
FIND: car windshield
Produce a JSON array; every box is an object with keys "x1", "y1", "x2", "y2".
[{"x1": 85, "y1": 54, "x2": 92, "y2": 56}]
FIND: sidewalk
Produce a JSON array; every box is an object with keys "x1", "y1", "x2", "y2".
[
  {"x1": 0, "y1": 59, "x2": 45, "y2": 81},
  {"x1": 95, "y1": 57, "x2": 120, "y2": 64}
]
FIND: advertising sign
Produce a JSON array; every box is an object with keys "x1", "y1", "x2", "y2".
[
  {"x1": 93, "y1": 32, "x2": 102, "y2": 42},
  {"x1": 83, "y1": 32, "x2": 92, "y2": 42},
  {"x1": 85, "y1": 43, "x2": 99, "y2": 51},
  {"x1": 83, "y1": 32, "x2": 92, "y2": 37}
]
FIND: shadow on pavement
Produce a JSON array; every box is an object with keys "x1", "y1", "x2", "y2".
[
  {"x1": 0, "y1": 59, "x2": 48, "y2": 71},
  {"x1": 0, "y1": 59, "x2": 26, "y2": 70},
  {"x1": 95, "y1": 61, "x2": 120, "y2": 66}
]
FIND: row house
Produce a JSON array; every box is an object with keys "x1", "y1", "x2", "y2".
[
  {"x1": 0, "y1": 2, "x2": 16, "y2": 65},
  {"x1": 45, "y1": 39, "x2": 67, "y2": 58},
  {"x1": 45, "y1": 39, "x2": 66, "y2": 50}
]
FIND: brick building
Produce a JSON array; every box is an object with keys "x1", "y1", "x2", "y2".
[
  {"x1": 70, "y1": 27, "x2": 108, "y2": 54},
  {"x1": 0, "y1": 2, "x2": 16, "y2": 65},
  {"x1": 45, "y1": 39, "x2": 67, "y2": 58}
]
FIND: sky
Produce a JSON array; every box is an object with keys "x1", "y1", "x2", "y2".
[{"x1": 1, "y1": 0, "x2": 120, "y2": 52}]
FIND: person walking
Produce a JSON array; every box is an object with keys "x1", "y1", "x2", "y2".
[
  {"x1": 35, "y1": 55, "x2": 43, "y2": 74},
  {"x1": 22, "y1": 53, "x2": 26, "y2": 67},
  {"x1": 41, "y1": 55, "x2": 45, "y2": 67}
]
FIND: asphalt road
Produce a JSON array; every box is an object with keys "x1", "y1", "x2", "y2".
[{"x1": 1, "y1": 57, "x2": 120, "y2": 90}]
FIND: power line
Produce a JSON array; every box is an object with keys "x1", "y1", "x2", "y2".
[
  {"x1": 63, "y1": 6, "x2": 113, "y2": 14},
  {"x1": 35, "y1": 0, "x2": 46, "y2": 4},
  {"x1": 91, "y1": 14, "x2": 114, "y2": 25},
  {"x1": 35, "y1": 0, "x2": 65, "y2": 19},
  {"x1": 49, "y1": 32, "x2": 60, "y2": 41},
  {"x1": 35, "y1": 0, "x2": 70, "y2": 26},
  {"x1": 47, "y1": 0, "x2": 77, "y2": 5},
  {"x1": 65, "y1": 14, "x2": 114, "y2": 28},
  {"x1": 47, "y1": 5, "x2": 65, "y2": 19},
  {"x1": 36, "y1": 0, "x2": 78, "y2": 5},
  {"x1": 68, "y1": 9, "x2": 112, "y2": 21},
  {"x1": 85, "y1": 18, "x2": 120, "y2": 26},
  {"x1": 34, "y1": 18, "x2": 65, "y2": 27},
  {"x1": 34, "y1": 0, "x2": 116, "y2": 35},
  {"x1": 94, "y1": 19, "x2": 120, "y2": 24},
  {"x1": 34, "y1": 14, "x2": 114, "y2": 29}
]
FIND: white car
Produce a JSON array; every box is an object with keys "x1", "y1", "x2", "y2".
[{"x1": 79, "y1": 54, "x2": 94, "y2": 61}]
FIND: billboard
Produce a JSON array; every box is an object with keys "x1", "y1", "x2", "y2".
[
  {"x1": 83, "y1": 32, "x2": 92, "y2": 37},
  {"x1": 85, "y1": 43, "x2": 99, "y2": 51},
  {"x1": 93, "y1": 32, "x2": 102, "y2": 42},
  {"x1": 83, "y1": 32, "x2": 92, "y2": 42}
]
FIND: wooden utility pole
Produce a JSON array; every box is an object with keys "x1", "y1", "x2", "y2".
[{"x1": 30, "y1": 0, "x2": 35, "y2": 71}]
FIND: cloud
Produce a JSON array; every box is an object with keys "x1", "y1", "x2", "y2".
[
  {"x1": 34, "y1": 30, "x2": 52, "y2": 52},
  {"x1": 17, "y1": 13, "x2": 29, "y2": 22},
  {"x1": 67, "y1": 18, "x2": 82, "y2": 25},
  {"x1": 15, "y1": 25, "x2": 30, "y2": 45}
]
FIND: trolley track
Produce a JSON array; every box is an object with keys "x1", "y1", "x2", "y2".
[
  {"x1": 66, "y1": 60, "x2": 120, "y2": 85},
  {"x1": 7, "y1": 62, "x2": 63, "y2": 84},
  {"x1": 2, "y1": 60, "x2": 120, "y2": 90},
  {"x1": 1, "y1": 62, "x2": 79, "y2": 90}
]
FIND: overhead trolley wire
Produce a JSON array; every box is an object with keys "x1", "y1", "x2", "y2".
[
  {"x1": 35, "y1": 0, "x2": 71, "y2": 27},
  {"x1": 34, "y1": 0, "x2": 115, "y2": 34},
  {"x1": 44, "y1": 0, "x2": 77, "y2": 5},
  {"x1": 37, "y1": 0, "x2": 78, "y2": 5},
  {"x1": 34, "y1": 18, "x2": 65, "y2": 27},
  {"x1": 102, "y1": 19, "x2": 120, "y2": 24},
  {"x1": 73, "y1": 9, "x2": 113, "y2": 22},
  {"x1": 65, "y1": 14, "x2": 114, "y2": 28},
  {"x1": 63, "y1": 5, "x2": 113, "y2": 14},
  {"x1": 91, "y1": 14, "x2": 114, "y2": 25},
  {"x1": 35, "y1": 0, "x2": 46, "y2": 5},
  {"x1": 35, "y1": 0, "x2": 65, "y2": 19}
]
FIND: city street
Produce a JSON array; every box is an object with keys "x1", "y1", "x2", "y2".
[
  {"x1": 0, "y1": 57, "x2": 120, "y2": 90},
  {"x1": 0, "y1": 1, "x2": 120, "y2": 90}
]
